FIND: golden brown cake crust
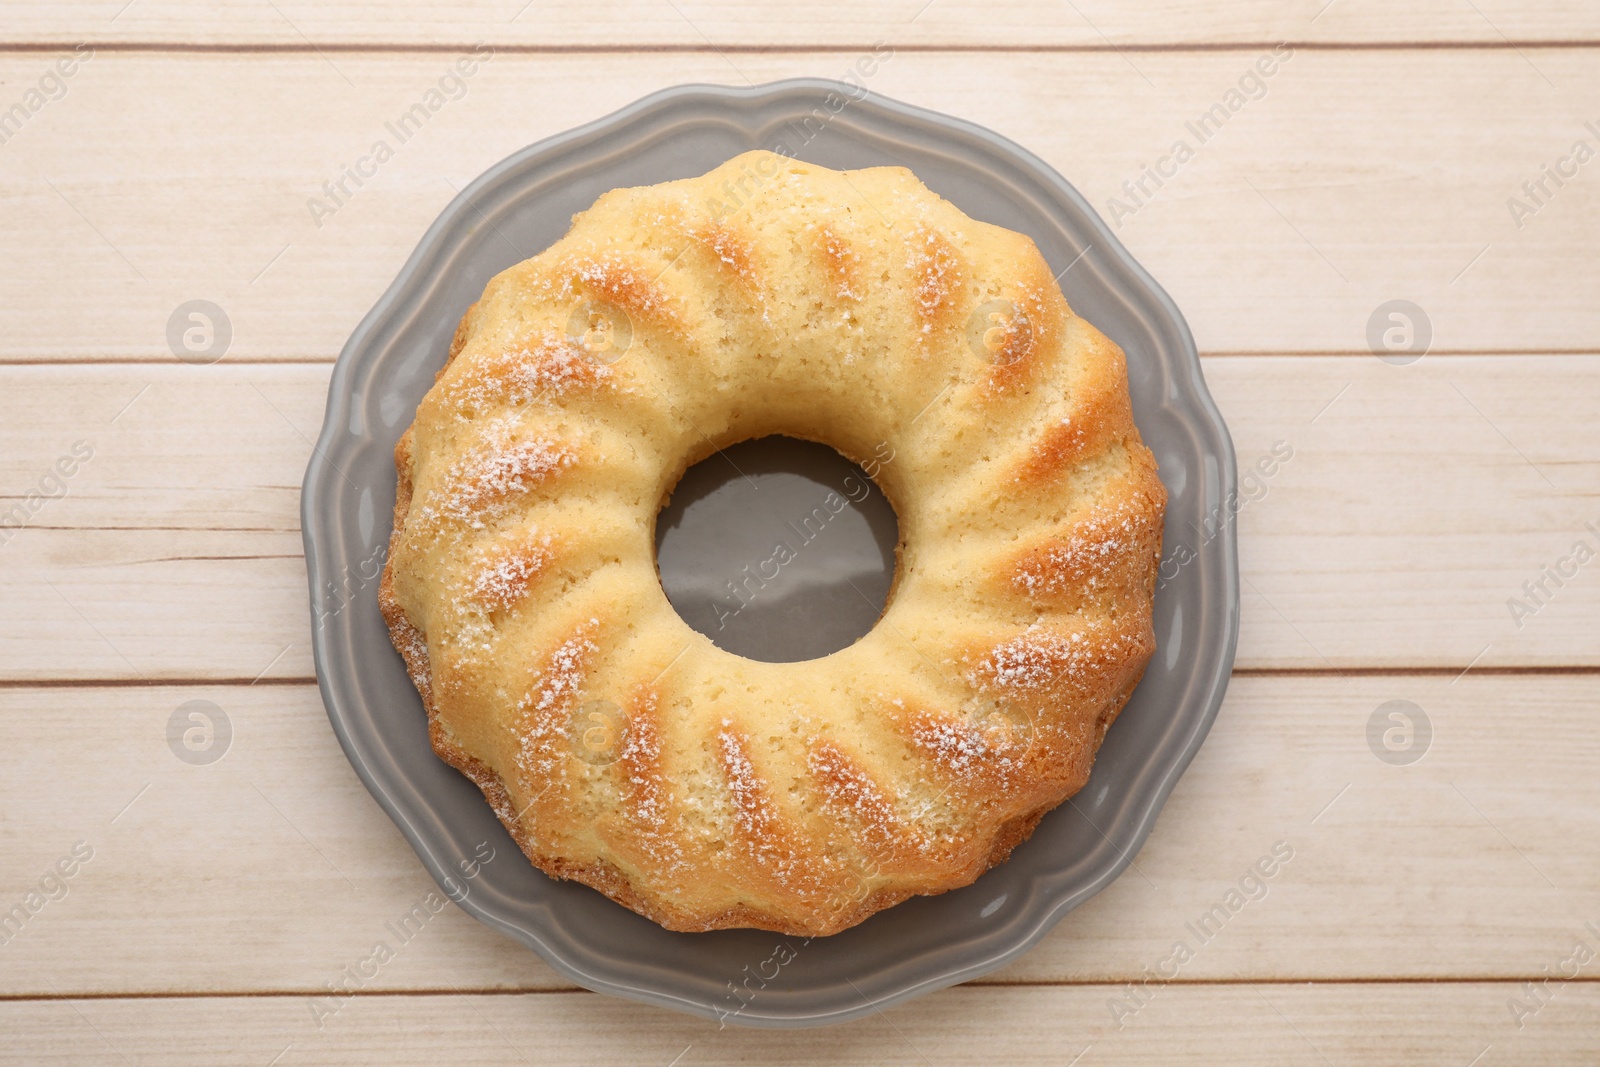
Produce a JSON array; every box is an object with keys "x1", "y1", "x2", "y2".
[{"x1": 380, "y1": 151, "x2": 1166, "y2": 936}]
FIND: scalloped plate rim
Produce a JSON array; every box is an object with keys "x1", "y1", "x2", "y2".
[{"x1": 302, "y1": 76, "x2": 1239, "y2": 1028}]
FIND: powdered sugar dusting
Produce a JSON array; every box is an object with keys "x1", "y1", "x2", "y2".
[
  {"x1": 620, "y1": 695, "x2": 665, "y2": 823},
  {"x1": 572, "y1": 253, "x2": 674, "y2": 317},
  {"x1": 697, "y1": 221, "x2": 769, "y2": 325},
  {"x1": 456, "y1": 334, "x2": 613, "y2": 412},
  {"x1": 913, "y1": 715, "x2": 996, "y2": 776},
  {"x1": 716, "y1": 728, "x2": 770, "y2": 840},
  {"x1": 907, "y1": 223, "x2": 963, "y2": 334},
  {"x1": 1015, "y1": 410, "x2": 1099, "y2": 482},
  {"x1": 470, "y1": 532, "x2": 553, "y2": 612},
  {"x1": 534, "y1": 623, "x2": 598, "y2": 713},
  {"x1": 715, "y1": 727, "x2": 834, "y2": 893},
  {"x1": 705, "y1": 224, "x2": 754, "y2": 280},
  {"x1": 981, "y1": 625, "x2": 1090, "y2": 691},
  {"x1": 808, "y1": 741, "x2": 904, "y2": 854},
  {"x1": 419, "y1": 419, "x2": 576, "y2": 531},
  {"x1": 1013, "y1": 498, "x2": 1153, "y2": 597},
  {"x1": 975, "y1": 622, "x2": 1143, "y2": 698},
  {"x1": 513, "y1": 621, "x2": 599, "y2": 780},
  {"x1": 618, "y1": 691, "x2": 686, "y2": 871},
  {"x1": 821, "y1": 225, "x2": 860, "y2": 301}
]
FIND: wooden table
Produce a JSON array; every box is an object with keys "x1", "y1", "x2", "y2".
[{"x1": 3, "y1": 3, "x2": 1597, "y2": 1063}]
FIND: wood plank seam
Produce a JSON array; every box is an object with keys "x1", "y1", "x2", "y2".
[
  {"x1": 6, "y1": 976, "x2": 1600, "y2": 1002},
  {"x1": 6, "y1": 42, "x2": 1600, "y2": 54},
  {"x1": 4, "y1": 666, "x2": 1599, "y2": 691},
  {"x1": 7, "y1": 350, "x2": 1600, "y2": 367}
]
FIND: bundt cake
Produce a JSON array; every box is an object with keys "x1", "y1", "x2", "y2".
[{"x1": 379, "y1": 150, "x2": 1166, "y2": 936}]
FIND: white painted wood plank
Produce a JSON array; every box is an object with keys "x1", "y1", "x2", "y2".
[
  {"x1": 3, "y1": 0, "x2": 1598, "y2": 47},
  {"x1": 1, "y1": 982, "x2": 1596, "y2": 1066},
  {"x1": 0, "y1": 50, "x2": 1596, "y2": 360},
  {"x1": 4, "y1": 356, "x2": 1596, "y2": 679},
  {"x1": 2, "y1": 675, "x2": 1593, "y2": 996}
]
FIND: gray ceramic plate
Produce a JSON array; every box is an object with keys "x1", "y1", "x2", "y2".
[{"x1": 302, "y1": 78, "x2": 1238, "y2": 1028}]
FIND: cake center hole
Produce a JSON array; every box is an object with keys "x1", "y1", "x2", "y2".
[{"x1": 655, "y1": 436, "x2": 899, "y2": 663}]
